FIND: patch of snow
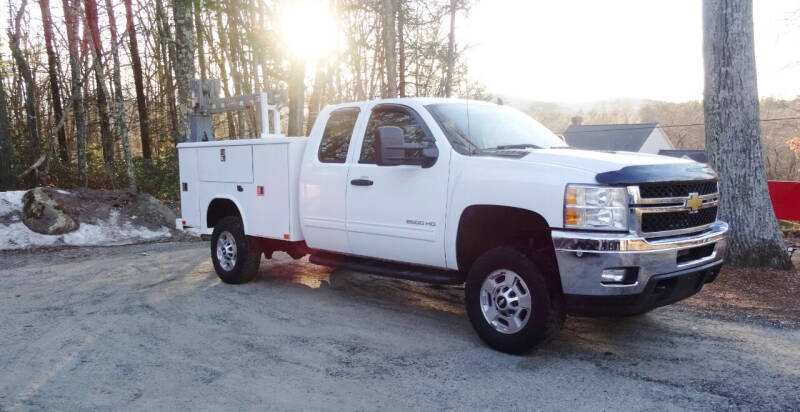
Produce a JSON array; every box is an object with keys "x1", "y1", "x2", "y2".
[
  {"x1": 0, "y1": 192, "x2": 172, "y2": 251},
  {"x1": 59, "y1": 210, "x2": 171, "y2": 247},
  {"x1": 0, "y1": 190, "x2": 26, "y2": 217},
  {"x1": 55, "y1": 189, "x2": 71, "y2": 195}
]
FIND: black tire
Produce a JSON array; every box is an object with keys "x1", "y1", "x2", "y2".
[
  {"x1": 210, "y1": 216, "x2": 260, "y2": 284},
  {"x1": 465, "y1": 247, "x2": 564, "y2": 354}
]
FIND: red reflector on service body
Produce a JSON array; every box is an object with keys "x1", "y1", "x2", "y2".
[
  {"x1": 283, "y1": 234, "x2": 290, "y2": 240},
  {"x1": 182, "y1": 220, "x2": 186, "y2": 225},
  {"x1": 257, "y1": 186, "x2": 265, "y2": 196}
]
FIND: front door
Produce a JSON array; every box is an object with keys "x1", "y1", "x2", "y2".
[{"x1": 346, "y1": 104, "x2": 450, "y2": 268}]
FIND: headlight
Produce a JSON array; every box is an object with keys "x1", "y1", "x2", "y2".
[{"x1": 564, "y1": 184, "x2": 628, "y2": 231}]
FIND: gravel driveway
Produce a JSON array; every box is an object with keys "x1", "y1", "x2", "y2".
[{"x1": 1, "y1": 242, "x2": 798, "y2": 410}]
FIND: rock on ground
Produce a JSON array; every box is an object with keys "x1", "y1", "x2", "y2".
[{"x1": 22, "y1": 188, "x2": 79, "y2": 235}]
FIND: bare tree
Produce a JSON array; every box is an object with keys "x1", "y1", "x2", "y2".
[
  {"x1": 382, "y1": 0, "x2": 397, "y2": 98},
  {"x1": 194, "y1": 0, "x2": 208, "y2": 80},
  {"x1": 84, "y1": 0, "x2": 115, "y2": 167},
  {"x1": 39, "y1": 0, "x2": 69, "y2": 163},
  {"x1": 213, "y1": 5, "x2": 237, "y2": 138},
  {"x1": 106, "y1": 0, "x2": 137, "y2": 192},
  {"x1": 62, "y1": 0, "x2": 88, "y2": 186},
  {"x1": 444, "y1": 0, "x2": 457, "y2": 97},
  {"x1": 173, "y1": 0, "x2": 196, "y2": 143},
  {"x1": 124, "y1": 0, "x2": 152, "y2": 160},
  {"x1": 703, "y1": 0, "x2": 793, "y2": 269},
  {"x1": 288, "y1": 57, "x2": 305, "y2": 136},
  {"x1": 0, "y1": 62, "x2": 14, "y2": 189},
  {"x1": 156, "y1": 0, "x2": 179, "y2": 139},
  {"x1": 397, "y1": 0, "x2": 406, "y2": 97},
  {"x1": 8, "y1": 0, "x2": 41, "y2": 186},
  {"x1": 307, "y1": 61, "x2": 327, "y2": 135}
]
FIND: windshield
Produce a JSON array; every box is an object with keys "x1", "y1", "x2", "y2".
[{"x1": 426, "y1": 103, "x2": 567, "y2": 152}]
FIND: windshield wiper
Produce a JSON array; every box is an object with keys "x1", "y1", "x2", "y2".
[{"x1": 491, "y1": 143, "x2": 542, "y2": 150}]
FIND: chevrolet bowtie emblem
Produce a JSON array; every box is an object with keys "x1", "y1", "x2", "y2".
[{"x1": 685, "y1": 193, "x2": 703, "y2": 213}]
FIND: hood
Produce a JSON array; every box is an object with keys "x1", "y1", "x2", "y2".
[{"x1": 520, "y1": 148, "x2": 717, "y2": 184}]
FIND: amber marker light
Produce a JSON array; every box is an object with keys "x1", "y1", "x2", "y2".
[
  {"x1": 565, "y1": 209, "x2": 579, "y2": 226},
  {"x1": 566, "y1": 187, "x2": 578, "y2": 206}
]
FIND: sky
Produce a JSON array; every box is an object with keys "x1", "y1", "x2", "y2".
[{"x1": 461, "y1": 0, "x2": 800, "y2": 103}]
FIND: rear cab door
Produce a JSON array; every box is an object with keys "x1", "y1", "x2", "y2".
[{"x1": 299, "y1": 105, "x2": 363, "y2": 253}]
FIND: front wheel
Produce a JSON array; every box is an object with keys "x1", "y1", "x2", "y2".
[
  {"x1": 465, "y1": 247, "x2": 564, "y2": 354},
  {"x1": 210, "y1": 216, "x2": 260, "y2": 284}
]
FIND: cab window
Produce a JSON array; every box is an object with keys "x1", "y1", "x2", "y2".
[
  {"x1": 318, "y1": 108, "x2": 360, "y2": 163},
  {"x1": 359, "y1": 106, "x2": 429, "y2": 164}
]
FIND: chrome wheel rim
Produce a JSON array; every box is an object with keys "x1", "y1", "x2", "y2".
[
  {"x1": 216, "y1": 231, "x2": 237, "y2": 271},
  {"x1": 480, "y1": 269, "x2": 532, "y2": 334}
]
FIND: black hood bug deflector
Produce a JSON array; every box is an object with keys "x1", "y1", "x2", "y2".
[{"x1": 595, "y1": 163, "x2": 718, "y2": 185}]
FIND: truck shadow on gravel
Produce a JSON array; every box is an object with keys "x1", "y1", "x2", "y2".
[{"x1": 249, "y1": 254, "x2": 755, "y2": 353}]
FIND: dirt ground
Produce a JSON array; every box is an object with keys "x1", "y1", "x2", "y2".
[
  {"x1": 0, "y1": 241, "x2": 798, "y2": 410},
  {"x1": 684, "y1": 263, "x2": 800, "y2": 329}
]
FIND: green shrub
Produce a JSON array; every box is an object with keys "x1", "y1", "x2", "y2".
[{"x1": 134, "y1": 150, "x2": 179, "y2": 201}]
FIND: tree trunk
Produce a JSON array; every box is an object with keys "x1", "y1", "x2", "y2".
[
  {"x1": 84, "y1": 0, "x2": 115, "y2": 167},
  {"x1": 62, "y1": 0, "x2": 87, "y2": 186},
  {"x1": 307, "y1": 61, "x2": 327, "y2": 135},
  {"x1": 225, "y1": 1, "x2": 246, "y2": 136},
  {"x1": 444, "y1": 0, "x2": 457, "y2": 98},
  {"x1": 214, "y1": 6, "x2": 237, "y2": 138},
  {"x1": 0, "y1": 66, "x2": 14, "y2": 189},
  {"x1": 124, "y1": 0, "x2": 152, "y2": 160},
  {"x1": 8, "y1": 0, "x2": 42, "y2": 187},
  {"x1": 156, "y1": 0, "x2": 179, "y2": 139},
  {"x1": 173, "y1": 0, "x2": 196, "y2": 144},
  {"x1": 107, "y1": 0, "x2": 137, "y2": 192},
  {"x1": 397, "y1": 0, "x2": 406, "y2": 98},
  {"x1": 288, "y1": 57, "x2": 305, "y2": 136},
  {"x1": 194, "y1": 0, "x2": 207, "y2": 80},
  {"x1": 382, "y1": 0, "x2": 397, "y2": 98},
  {"x1": 702, "y1": 0, "x2": 793, "y2": 270},
  {"x1": 39, "y1": 0, "x2": 69, "y2": 163}
]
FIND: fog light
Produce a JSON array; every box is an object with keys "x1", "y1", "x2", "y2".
[{"x1": 601, "y1": 268, "x2": 628, "y2": 284}]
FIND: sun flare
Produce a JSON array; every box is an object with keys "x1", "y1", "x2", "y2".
[{"x1": 279, "y1": 0, "x2": 338, "y2": 61}]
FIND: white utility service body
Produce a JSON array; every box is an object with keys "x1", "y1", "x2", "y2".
[
  {"x1": 177, "y1": 98, "x2": 728, "y2": 353},
  {"x1": 178, "y1": 137, "x2": 306, "y2": 241}
]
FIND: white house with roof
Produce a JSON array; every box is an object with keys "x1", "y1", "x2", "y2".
[{"x1": 562, "y1": 122, "x2": 674, "y2": 154}]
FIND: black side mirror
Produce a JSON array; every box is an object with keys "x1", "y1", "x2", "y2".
[{"x1": 375, "y1": 126, "x2": 439, "y2": 168}]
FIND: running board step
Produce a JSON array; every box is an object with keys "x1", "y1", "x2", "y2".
[{"x1": 309, "y1": 252, "x2": 464, "y2": 285}]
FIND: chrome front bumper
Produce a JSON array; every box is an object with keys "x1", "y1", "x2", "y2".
[{"x1": 550, "y1": 221, "x2": 728, "y2": 297}]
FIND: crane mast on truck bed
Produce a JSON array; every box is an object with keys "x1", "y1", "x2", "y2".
[{"x1": 188, "y1": 79, "x2": 284, "y2": 142}]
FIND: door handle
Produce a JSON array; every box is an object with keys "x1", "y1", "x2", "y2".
[{"x1": 350, "y1": 179, "x2": 374, "y2": 187}]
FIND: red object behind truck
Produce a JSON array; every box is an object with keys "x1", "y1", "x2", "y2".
[{"x1": 768, "y1": 181, "x2": 800, "y2": 221}]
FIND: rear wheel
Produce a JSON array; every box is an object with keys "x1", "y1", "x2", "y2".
[
  {"x1": 465, "y1": 247, "x2": 564, "y2": 354},
  {"x1": 210, "y1": 216, "x2": 260, "y2": 284}
]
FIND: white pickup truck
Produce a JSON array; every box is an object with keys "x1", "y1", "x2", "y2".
[{"x1": 177, "y1": 98, "x2": 728, "y2": 353}]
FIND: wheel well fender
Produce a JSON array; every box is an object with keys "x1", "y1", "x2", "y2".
[
  {"x1": 206, "y1": 197, "x2": 245, "y2": 231},
  {"x1": 455, "y1": 205, "x2": 562, "y2": 295}
]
